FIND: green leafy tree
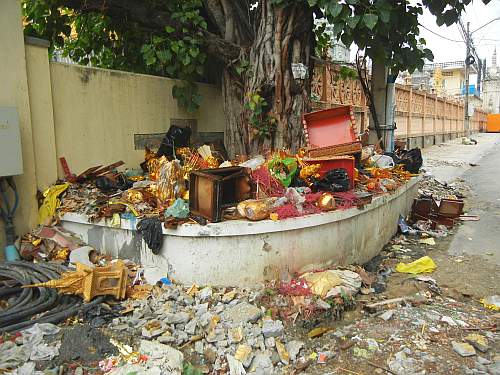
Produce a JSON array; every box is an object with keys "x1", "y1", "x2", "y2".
[{"x1": 23, "y1": 0, "x2": 490, "y2": 156}]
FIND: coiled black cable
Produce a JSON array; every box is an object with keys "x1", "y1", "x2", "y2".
[{"x1": 0, "y1": 262, "x2": 104, "y2": 333}]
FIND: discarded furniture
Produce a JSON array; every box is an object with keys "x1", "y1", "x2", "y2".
[
  {"x1": 189, "y1": 166, "x2": 252, "y2": 222},
  {"x1": 411, "y1": 196, "x2": 464, "y2": 228},
  {"x1": 303, "y1": 106, "x2": 362, "y2": 158}
]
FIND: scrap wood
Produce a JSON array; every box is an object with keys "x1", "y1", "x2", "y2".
[
  {"x1": 461, "y1": 324, "x2": 497, "y2": 331},
  {"x1": 75, "y1": 165, "x2": 103, "y2": 181},
  {"x1": 59, "y1": 157, "x2": 76, "y2": 182},
  {"x1": 290, "y1": 360, "x2": 312, "y2": 375},
  {"x1": 92, "y1": 161, "x2": 125, "y2": 177},
  {"x1": 364, "y1": 296, "x2": 412, "y2": 313},
  {"x1": 337, "y1": 368, "x2": 362, "y2": 375},
  {"x1": 459, "y1": 215, "x2": 480, "y2": 221},
  {"x1": 367, "y1": 361, "x2": 397, "y2": 375}
]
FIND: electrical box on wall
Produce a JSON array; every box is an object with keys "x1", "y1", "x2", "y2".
[{"x1": 0, "y1": 107, "x2": 23, "y2": 177}]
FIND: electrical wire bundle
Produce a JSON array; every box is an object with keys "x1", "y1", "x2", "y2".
[{"x1": 0, "y1": 262, "x2": 103, "y2": 333}]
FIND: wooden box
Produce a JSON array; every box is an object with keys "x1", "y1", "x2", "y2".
[
  {"x1": 303, "y1": 106, "x2": 361, "y2": 157},
  {"x1": 189, "y1": 167, "x2": 252, "y2": 222}
]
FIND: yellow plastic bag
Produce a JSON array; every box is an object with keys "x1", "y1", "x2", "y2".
[
  {"x1": 396, "y1": 256, "x2": 437, "y2": 274},
  {"x1": 38, "y1": 183, "x2": 70, "y2": 225},
  {"x1": 301, "y1": 271, "x2": 343, "y2": 297}
]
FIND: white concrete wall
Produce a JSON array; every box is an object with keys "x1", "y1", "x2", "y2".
[{"x1": 62, "y1": 178, "x2": 419, "y2": 286}]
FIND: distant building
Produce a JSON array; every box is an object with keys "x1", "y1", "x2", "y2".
[
  {"x1": 329, "y1": 41, "x2": 351, "y2": 63},
  {"x1": 426, "y1": 61, "x2": 478, "y2": 97},
  {"x1": 483, "y1": 48, "x2": 500, "y2": 113}
]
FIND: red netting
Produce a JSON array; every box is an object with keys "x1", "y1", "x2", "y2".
[
  {"x1": 251, "y1": 166, "x2": 285, "y2": 198},
  {"x1": 304, "y1": 192, "x2": 323, "y2": 204},
  {"x1": 332, "y1": 191, "x2": 360, "y2": 210},
  {"x1": 279, "y1": 278, "x2": 312, "y2": 296},
  {"x1": 275, "y1": 195, "x2": 323, "y2": 220}
]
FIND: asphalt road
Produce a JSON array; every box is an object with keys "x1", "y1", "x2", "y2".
[{"x1": 447, "y1": 137, "x2": 500, "y2": 265}]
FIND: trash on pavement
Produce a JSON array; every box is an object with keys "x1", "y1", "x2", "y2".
[
  {"x1": 419, "y1": 237, "x2": 436, "y2": 246},
  {"x1": 396, "y1": 256, "x2": 437, "y2": 274},
  {"x1": 480, "y1": 295, "x2": 500, "y2": 311}
]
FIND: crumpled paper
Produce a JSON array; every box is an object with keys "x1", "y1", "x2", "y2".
[
  {"x1": 0, "y1": 323, "x2": 61, "y2": 372},
  {"x1": 22, "y1": 323, "x2": 61, "y2": 361}
]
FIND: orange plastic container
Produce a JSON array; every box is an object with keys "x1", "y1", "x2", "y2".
[{"x1": 487, "y1": 114, "x2": 500, "y2": 133}]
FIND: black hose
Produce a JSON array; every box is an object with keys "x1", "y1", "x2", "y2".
[{"x1": 0, "y1": 262, "x2": 90, "y2": 333}]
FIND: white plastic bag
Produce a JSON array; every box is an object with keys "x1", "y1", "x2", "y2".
[{"x1": 372, "y1": 154, "x2": 395, "y2": 169}]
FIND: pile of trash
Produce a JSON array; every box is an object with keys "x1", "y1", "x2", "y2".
[
  {"x1": 418, "y1": 175, "x2": 470, "y2": 200},
  {"x1": 89, "y1": 267, "x2": 368, "y2": 374},
  {"x1": 32, "y1": 107, "x2": 421, "y2": 240}
]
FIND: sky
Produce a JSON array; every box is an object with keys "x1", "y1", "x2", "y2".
[
  {"x1": 418, "y1": 0, "x2": 500, "y2": 67},
  {"x1": 347, "y1": 0, "x2": 500, "y2": 70}
]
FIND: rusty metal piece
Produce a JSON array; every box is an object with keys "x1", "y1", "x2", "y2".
[
  {"x1": 438, "y1": 198, "x2": 464, "y2": 218},
  {"x1": 412, "y1": 197, "x2": 439, "y2": 217}
]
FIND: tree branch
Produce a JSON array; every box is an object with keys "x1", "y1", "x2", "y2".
[{"x1": 56, "y1": 0, "x2": 242, "y2": 63}]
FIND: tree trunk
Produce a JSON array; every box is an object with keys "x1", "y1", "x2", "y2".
[{"x1": 221, "y1": 1, "x2": 314, "y2": 157}]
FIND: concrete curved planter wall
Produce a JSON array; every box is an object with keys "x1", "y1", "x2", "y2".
[{"x1": 61, "y1": 178, "x2": 419, "y2": 286}]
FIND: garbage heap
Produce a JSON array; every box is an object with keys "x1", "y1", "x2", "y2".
[{"x1": 31, "y1": 106, "x2": 421, "y2": 256}]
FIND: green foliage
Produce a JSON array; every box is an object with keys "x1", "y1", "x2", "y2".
[
  {"x1": 337, "y1": 66, "x2": 357, "y2": 81},
  {"x1": 245, "y1": 92, "x2": 277, "y2": 139},
  {"x1": 182, "y1": 363, "x2": 203, "y2": 375},
  {"x1": 22, "y1": 0, "x2": 491, "y2": 113},
  {"x1": 312, "y1": 0, "x2": 489, "y2": 75},
  {"x1": 314, "y1": 22, "x2": 332, "y2": 59},
  {"x1": 22, "y1": 0, "x2": 207, "y2": 110}
]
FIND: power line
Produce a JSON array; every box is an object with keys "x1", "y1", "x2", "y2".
[
  {"x1": 419, "y1": 24, "x2": 464, "y2": 43},
  {"x1": 471, "y1": 17, "x2": 500, "y2": 34}
]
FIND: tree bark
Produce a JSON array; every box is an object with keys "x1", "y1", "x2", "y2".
[{"x1": 218, "y1": 1, "x2": 314, "y2": 157}]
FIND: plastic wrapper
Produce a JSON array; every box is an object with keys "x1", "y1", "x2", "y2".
[
  {"x1": 165, "y1": 198, "x2": 189, "y2": 219},
  {"x1": 316, "y1": 192, "x2": 336, "y2": 211},
  {"x1": 150, "y1": 157, "x2": 185, "y2": 205},
  {"x1": 480, "y1": 295, "x2": 500, "y2": 311},
  {"x1": 371, "y1": 154, "x2": 395, "y2": 169},
  {"x1": 300, "y1": 271, "x2": 343, "y2": 298},
  {"x1": 237, "y1": 198, "x2": 278, "y2": 221},
  {"x1": 38, "y1": 183, "x2": 70, "y2": 225},
  {"x1": 268, "y1": 156, "x2": 298, "y2": 188},
  {"x1": 395, "y1": 256, "x2": 437, "y2": 274},
  {"x1": 284, "y1": 187, "x2": 306, "y2": 212},
  {"x1": 239, "y1": 155, "x2": 265, "y2": 170}
]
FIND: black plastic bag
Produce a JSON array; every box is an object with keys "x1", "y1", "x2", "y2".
[
  {"x1": 137, "y1": 218, "x2": 163, "y2": 254},
  {"x1": 95, "y1": 174, "x2": 132, "y2": 192},
  {"x1": 395, "y1": 148, "x2": 423, "y2": 174},
  {"x1": 311, "y1": 168, "x2": 350, "y2": 192},
  {"x1": 156, "y1": 125, "x2": 192, "y2": 160}
]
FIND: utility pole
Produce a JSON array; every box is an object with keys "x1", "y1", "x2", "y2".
[{"x1": 464, "y1": 22, "x2": 470, "y2": 137}]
